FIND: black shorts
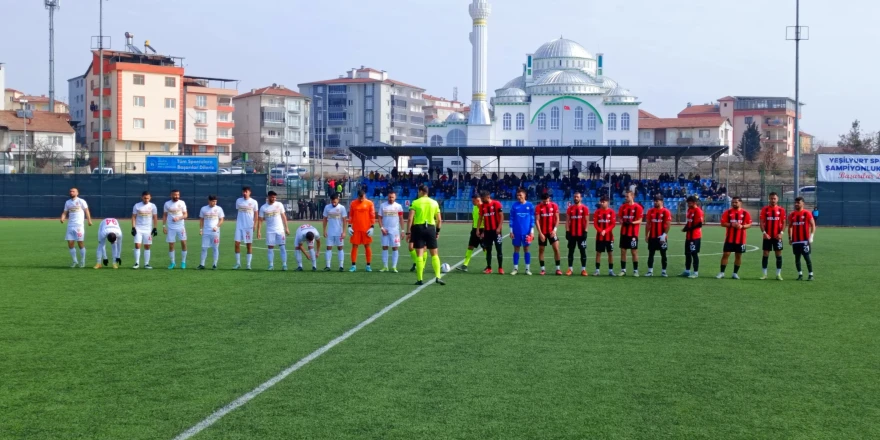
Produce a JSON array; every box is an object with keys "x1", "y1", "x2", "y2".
[
  {"x1": 567, "y1": 235, "x2": 588, "y2": 250},
  {"x1": 595, "y1": 240, "x2": 614, "y2": 253},
  {"x1": 411, "y1": 225, "x2": 438, "y2": 250},
  {"x1": 648, "y1": 238, "x2": 669, "y2": 252},
  {"x1": 620, "y1": 235, "x2": 639, "y2": 250},
  {"x1": 685, "y1": 239, "x2": 702, "y2": 254},
  {"x1": 468, "y1": 228, "x2": 481, "y2": 248},
  {"x1": 539, "y1": 232, "x2": 559, "y2": 247},
  {"x1": 763, "y1": 238, "x2": 784, "y2": 252},
  {"x1": 723, "y1": 242, "x2": 747, "y2": 254},
  {"x1": 481, "y1": 230, "x2": 501, "y2": 249},
  {"x1": 792, "y1": 242, "x2": 812, "y2": 256}
]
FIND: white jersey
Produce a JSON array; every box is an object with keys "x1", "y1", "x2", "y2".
[
  {"x1": 163, "y1": 200, "x2": 188, "y2": 230},
  {"x1": 259, "y1": 202, "x2": 286, "y2": 234},
  {"x1": 294, "y1": 224, "x2": 320, "y2": 247},
  {"x1": 379, "y1": 201, "x2": 404, "y2": 232},
  {"x1": 200, "y1": 205, "x2": 225, "y2": 232},
  {"x1": 323, "y1": 203, "x2": 347, "y2": 237},
  {"x1": 98, "y1": 217, "x2": 122, "y2": 239},
  {"x1": 64, "y1": 198, "x2": 89, "y2": 227},
  {"x1": 235, "y1": 197, "x2": 259, "y2": 230},
  {"x1": 132, "y1": 202, "x2": 157, "y2": 230}
]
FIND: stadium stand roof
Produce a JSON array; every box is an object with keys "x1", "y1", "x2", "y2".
[{"x1": 348, "y1": 144, "x2": 728, "y2": 160}]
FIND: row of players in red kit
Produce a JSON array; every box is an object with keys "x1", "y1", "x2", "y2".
[{"x1": 459, "y1": 190, "x2": 816, "y2": 280}]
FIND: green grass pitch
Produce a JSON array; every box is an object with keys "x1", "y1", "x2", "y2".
[{"x1": 1, "y1": 219, "x2": 879, "y2": 439}]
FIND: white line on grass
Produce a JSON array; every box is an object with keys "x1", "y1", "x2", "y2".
[{"x1": 172, "y1": 246, "x2": 483, "y2": 440}]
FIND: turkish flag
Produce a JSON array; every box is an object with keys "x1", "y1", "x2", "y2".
[{"x1": 563, "y1": 105, "x2": 571, "y2": 110}]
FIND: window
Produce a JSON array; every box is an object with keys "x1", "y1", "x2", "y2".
[
  {"x1": 218, "y1": 113, "x2": 229, "y2": 122},
  {"x1": 364, "y1": 112, "x2": 373, "y2": 123},
  {"x1": 574, "y1": 107, "x2": 584, "y2": 130},
  {"x1": 165, "y1": 120, "x2": 176, "y2": 130},
  {"x1": 550, "y1": 139, "x2": 560, "y2": 146},
  {"x1": 196, "y1": 95, "x2": 207, "y2": 107},
  {"x1": 124, "y1": 141, "x2": 132, "y2": 151},
  {"x1": 216, "y1": 146, "x2": 228, "y2": 154},
  {"x1": 516, "y1": 113, "x2": 525, "y2": 130},
  {"x1": 196, "y1": 128, "x2": 207, "y2": 140},
  {"x1": 287, "y1": 100, "x2": 301, "y2": 112},
  {"x1": 430, "y1": 135, "x2": 443, "y2": 146},
  {"x1": 133, "y1": 74, "x2": 145, "y2": 85},
  {"x1": 161, "y1": 143, "x2": 170, "y2": 152},
  {"x1": 744, "y1": 116, "x2": 754, "y2": 125},
  {"x1": 573, "y1": 139, "x2": 583, "y2": 146},
  {"x1": 621, "y1": 140, "x2": 630, "y2": 146},
  {"x1": 133, "y1": 96, "x2": 145, "y2": 107},
  {"x1": 621, "y1": 113, "x2": 630, "y2": 131},
  {"x1": 550, "y1": 107, "x2": 560, "y2": 130},
  {"x1": 267, "y1": 130, "x2": 280, "y2": 137},
  {"x1": 198, "y1": 145, "x2": 207, "y2": 153},
  {"x1": 515, "y1": 139, "x2": 525, "y2": 147},
  {"x1": 138, "y1": 141, "x2": 146, "y2": 151},
  {"x1": 608, "y1": 140, "x2": 617, "y2": 146},
  {"x1": 196, "y1": 112, "x2": 207, "y2": 124},
  {"x1": 586, "y1": 139, "x2": 596, "y2": 146},
  {"x1": 47, "y1": 136, "x2": 63, "y2": 145},
  {"x1": 503, "y1": 113, "x2": 512, "y2": 131},
  {"x1": 365, "y1": 84, "x2": 373, "y2": 96},
  {"x1": 165, "y1": 77, "x2": 176, "y2": 87},
  {"x1": 365, "y1": 97, "x2": 373, "y2": 110},
  {"x1": 699, "y1": 129, "x2": 710, "y2": 138},
  {"x1": 133, "y1": 118, "x2": 145, "y2": 129},
  {"x1": 678, "y1": 130, "x2": 692, "y2": 139},
  {"x1": 447, "y1": 129, "x2": 467, "y2": 146},
  {"x1": 641, "y1": 131, "x2": 651, "y2": 139},
  {"x1": 587, "y1": 113, "x2": 597, "y2": 131},
  {"x1": 503, "y1": 139, "x2": 512, "y2": 146},
  {"x1": 537, "y1": 113, "x2": 547, "y2": 130},
  {"x1": 608, "y1": 113, "x2": 617, "y2": 131}
]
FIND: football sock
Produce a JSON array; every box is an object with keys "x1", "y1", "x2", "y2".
[
  {"x1": 555, "y1": 260, "x2": 560, "y2": 270},
  {"x1": 647, "y1": 250, "x2": 655, "y2": 270},
  {"x1": 181, "y1": 251, "x2": 187, "y2": 264},
  {"x1": 134, "y1": 249, "x2": 140, "y2": 265},
  {"x1": 540, "y1": 260, "x2": 545, "y2": 270},
  {"x1": 212, "y1": 244, "x2": 220, "y2": 265},
  {"x1": 295, "y1": 249, "x2": 303, "y2": 267},
  {"x1": 365, "y1": 247, "x2": 372, "y2": 265},
  {"x1": 392, "y1": 249, "x2": 399, "y2": 268},
  {"x1": 596, "y1": 262, "x2": 601, "y2": 270},
  {"x1": 235, "y1": 253, "x2": 241, "y2": 265},
  {"x1": 268, "y1": 248, "x2": 275, "y2": 266},
  {"x1": 609, "y1": 263, "x2": 614, "y2": 271},
  {"x1": 579, "y1": 248, "x2": 587, "y2": 269},
  {"x1": 660, "y1": 250, "x2": 668, "y2": 270},
  {"x1": 326, "y1": 250, "x2": 332, "y2": 267},
  {"x1": 416, "y1": 253, "x2": 426, "y2": 281},
  {"x1": 776, "y1": 256, "x2": 783, "y2": 275},
  {"x1": 720, "y1": 264, "x2": 727, "y2": 273},
  {"x1": 144, "y1": 250, "x2": 150, "y2": 265},
  {"x1": 524, "y1": 251, "x2": 531, "y2": 266},
  {"x1": 69, "y1": 248, "x2": 78, "y2": 262},
  {"x1": 485, "y1": 248, "x2": 493, "y2": 268},
  {"x1": 278, "y1": 245, "x2": 287, "y2": 265},
  {"x1": 804, "y1": 253, "x2": 813, "y2": 273},
  {"x1": 464, "y1": 249, "x2": 473, "y2": 266},
  {"x1": 633, "y1": 261, "x2": 639, "y2": 271},
  {"x1": 734, "y1": 265, "x2": 741, "y2": 274},
  {"x1": 692, "y1": 254, "x2": 700, "y2": 271},
  {"x1": 200, "y1": 248, "x2": 208, "y2": 265},
  {"x1": 351, "y1": 245, "x2": 359, "y2": 265},
  {"x1": 432, "y1": 255, "x2": 442, "y2": 278},
  {"x1": 169, "y1": 252, "x2": 176, "y2": 264},
  {"x1": 567, "y1": 249, "x2": 575, "y2": 267},
  {"x1": 80, "y1": 247, "x2": 86, "y2": 263},
  {"x1": 621, "y1": 261, "x2": 627, "y2": 270},
  {"x1": 495, "y1": 244, "x2": 503, "y2": 268},
  {"x1": 309, "y1": 249, "x2": 316, "y2": 268},
  {"x1": 513, "y1": 252, "x2": 520, "y2": 267},
  {"x1": 795, "y1": 255, "x2": 802, "y2": 272},
  {"x1": 95, "y1": 246, "x2": 103, "y2": 263},
  {"x1": 685, "y1": 253, "x2": 692, "y2": 270},
  {"x1": 410, "y1": 249, "x2": 419, "y2": 264},
  {"x1": 246, "y1": 253, "x2": 252, "y2": 266},
  {"x1": 382, "y1": 249, "x2": 389, "y2": 267},
  {"x1": 338, "y1": 250, "x2": 345, "y2": 267},
  {"x1": 762, "y1": 256, "x2": 769, "y2": 272}
]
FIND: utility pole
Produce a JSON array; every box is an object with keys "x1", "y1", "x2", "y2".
[
  {"x1": 787, "y1": 0, "x2": 808, "y2": 197},
  {"x1": 21, "y1": 100, "x2": 29, "y2": 173},
  {"x1": 46, "y1": 0, "x2": 60, "y2": 113}
]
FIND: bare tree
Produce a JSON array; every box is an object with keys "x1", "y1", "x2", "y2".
[
  {"x1": 758, "y1": 147, "x2": 785, "y2": 175},
  {"x1": 31, "y1": 140, "x2": 66, "y2": 170}
]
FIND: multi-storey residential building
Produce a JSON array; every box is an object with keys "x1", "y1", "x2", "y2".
[
  {"x1": 0, "y1": 110, "x2": 76, "y2": 166},
  {"x1": 68, "y1": 74, "x2": 87, "y2": 145},
  {"x1": 232, "y1": 84, "x2": 310, "y2": 165},
  {"x1": 83, "y1": 49, "x2": 184, "y2": 172},
  {"x1": 3, "y1": 88, "x2": 69, "y2": 113},
  {"x1": 182, "y1": 76, "x2": 237, "y2": 164},
  {"x1": 637, "y1": 116, "x2": 733, "y2": 153},
  {"x1": 298, "y1": 67, "x2": 426, "y2": 149},
  {"x1": 678, "y1": 96, "x2": 804, "y2": 157},
  {"x1": 423, "y1": 94, "x2": 468, "y2": 137}
]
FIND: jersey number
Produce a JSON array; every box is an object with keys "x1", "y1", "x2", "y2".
[
  {"x1": 689, "y1": 242, "x2": 697, "y2": 252},
  {"x1": 776, "y1": 241, "x2": 783, "y2": 250},
  {"x1": 105, "y1": 219, "x2": 118, "y2": 226},
  {"x1": 631, "y1": 238, "x2": 637, "y2": 248}
]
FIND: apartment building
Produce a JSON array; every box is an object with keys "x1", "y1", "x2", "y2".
[
  {"x1": 298, "y1": 67, "x2": 427, "y2": 149},
  {"x1": 4, "y1": 88, "x2": 69, "y2": 113},
  {"x1": 83, "y1": 49, "x2": 184, "y2": 172},
  {"x1": 68, "y1": 74, "x2": 87, "y2": 145},
  {"x1": 0, "y1": 110, "x2": 76, "y2": 165},
  {"x1": 182, "y1": 76, "x2": 237, "y2": 164},
  {"x1": 423, "y1": 94, "x2": 469, "y2": 137},
  {"x1": 678, "y1": 96, "x2": 804, "y2": 157},
  {"x1": 232, "y1": 84, "x2": 310, "y2": 165},
  {"x1": 637, "y1": 116, "x2": 733, "y2": 154}
]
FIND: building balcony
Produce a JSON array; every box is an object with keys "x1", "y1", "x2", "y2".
[
  {"x1": 217, "y1": 121, "x2": 235, "y2": 129},
  {"x1": 92, "y1": 109, "x2": 112, "y2": 118},
  {"x1": 217, "y1": 136, "x2": 234, "y2": 145},
  {"x1": 285, "y1": 140, "x2": 303, "y2": 146},
  {"x1": 287, "y1": 107, "x2": 301, "y2": 114},
  {"x1": 261, "y1": 136, "x2": 283, "y2": 144},
  {"x1": 194, "y1": 138, "x2": 209, "y2": 144},
  {"x1": 218, "y1": 105, "x2": 234, "y2": 113},
  {"x1": 194, "y1": 121, "x2": 209, "y2": 127},
  {"x1": 261, "y1": 120, "x2": 285, "y2": 128},
  {"x1": 92, "y1": 131, "x2": 111, "y2": 140},
  {"x1": 92, "y1": 88, "x2": 111, "y2": 97},
  {"x1": 764, "y1": 138, "x2": 788, "y2": 143}
]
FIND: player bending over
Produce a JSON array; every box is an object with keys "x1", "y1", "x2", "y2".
[
  {"x1": 644, "y1": 195, "x2": 672, "y2": 277},
  {"x1": 618, "y1": 190, "x2": 644, "y2": 277},
  {"x1": 233, "y1": 186, "x2": 260, "y2": 270},
  {"x1": 258, "y1": 191, "x2": 291, "y2": 271},
  {"x1": 293, "y1": 224, "x2": 322, "y2": 271},
  {"x1": 565, "y1": 192, "x2": 590, "y2": 276},
  {"x1": 478, "y1": 191, "x2": 504, "y2": 274},
  {"x1": 60, "y1": 187, "x2": 93, "y2": 268},
  {"x1": 163, "y1": 189, "x2": 189, "y2": 270},
  {"x1": 788, "y1": 197, "x2": 816, "y2": 281},
  {"x1": 717, "y1": 196, "x2": 751, "y2": 279},
  {"x1": 593, "y1": 196, "x2": 616, "y2": 276},
  {"x1": 681, "y1": 196, "x2": 704, "y2": 278},
  {"x1": 535, "y1": 193, "x2": 562, "y2": 275},
  {"x1": 508, "y1": 189, "x2": 535, "y2": 275},
  {"x1": 322, "y1": 193, "x2": 348, "y2": 271},
  {"x1": 95, "y1": 217, "x2": 123, "y2": 269},
  {"x1": 198, "y1": 195, "x2": 225, "y2": 270},
  {"x1": 131, "y1": 191, "x2": 158, "y2": 269},
  {"x1": 760, "y1": 192, "x2": 787, "y2": 280},
  {"x1": 407, "y1": 184, "x2": 444, "y2": 286},
  {"x1": 457, "y1": 194, "x2": 482, "y2": 272},
  {"x1": 378, "y1": 191, "x2": 404, "y2": 272}
]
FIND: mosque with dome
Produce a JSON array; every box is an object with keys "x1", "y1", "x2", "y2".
[{"x1": 425, "y1": 0, "x2": 640, "y2": 171}]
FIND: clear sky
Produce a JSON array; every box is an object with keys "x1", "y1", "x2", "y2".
[{"x1": 2, "y1": 0, "x2": 877, "y2": 143}]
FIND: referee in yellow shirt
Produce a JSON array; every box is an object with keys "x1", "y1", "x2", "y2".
[{"x1": 406, "y1": 184, "x2": 444, "y2": 286}]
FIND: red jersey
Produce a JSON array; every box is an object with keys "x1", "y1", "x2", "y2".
[
  {"x1": 721, "y1": 208, "x2": 752, "y2": 245},
  {"x1": 618, "y1": 202, "x2": 644, "y2": 237},
  {"x1": 566, "y1": 203, "x2": 590, "y2": 237},
  {"x1": 760, "y1": 205, "x2": 787, "y2": 239},
  {"x1": 593, "y1": 208, "x2": 616, "y2": 242},
  {"x1": 788, "y1": 210, "x2": 814, "y2": 243},
  {"x1": 535, "y1": 202, "x2": 560, "y2": 234},
  {"x1": 479, "y1": 200, "x2": 503, "y2": 231},
  {"x1": 685, "y1": 206, "x2": 704, "y2": 240},
  {"x1": 645, "y1": 207, "x2": 672, "y2": 239}
]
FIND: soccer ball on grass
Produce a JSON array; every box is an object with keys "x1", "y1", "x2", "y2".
[{"x1": 440, "y1": 263, "x2": 451, "y2": 273}]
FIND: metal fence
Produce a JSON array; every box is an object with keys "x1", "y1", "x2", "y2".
[
  {"x1": 816, "y1": 182, "x2": 880, "y2": 226},
  {"x1": 0, "y1": 174, "x2": 267, "y2": 219}
]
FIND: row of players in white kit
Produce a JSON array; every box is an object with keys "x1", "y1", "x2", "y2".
[{"x1": 61, "y1": 187, "x2": 406, "y2": 271}]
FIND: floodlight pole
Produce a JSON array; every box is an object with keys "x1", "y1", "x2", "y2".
[
  {"x1": 788, "y1": 0, "x2": 807, "y2": 198},
  {"x1": 47, "y1": 0, "x2": 60, "y2": 113},
  {"x1": 98, "y1": 0, "x2": 104, "y2": 175}
]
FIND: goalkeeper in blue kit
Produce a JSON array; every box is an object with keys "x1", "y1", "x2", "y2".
[{"x1": 509, "y1": 188, "x2": 535, "y2": 275}]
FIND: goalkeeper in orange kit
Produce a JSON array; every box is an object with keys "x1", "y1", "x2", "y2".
[{"x1": 348, "y1": 190, "x2": 377, "y2": 272}]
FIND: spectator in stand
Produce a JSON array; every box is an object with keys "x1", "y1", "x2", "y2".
[{"x1": 553, "y1": 168, "x2": 561, "y2": 181}]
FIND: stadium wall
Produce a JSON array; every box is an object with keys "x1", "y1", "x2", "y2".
[
  {"x1": 816, "y1": 181, "x2": 880, "y2": 226},
  {"x1": 0, "y1": 174, "x2": 268, "y2": 219}
]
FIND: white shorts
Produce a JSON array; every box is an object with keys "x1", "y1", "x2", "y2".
[
  {"x1": 235, "y1": 228, "x2": 253, "y2": 244},
  {"x1": 202, "y1": 232, "x2": 220, "y2": 248},
  {"x1": 133, "y1": 230, "x2": 153, "y2": 245},
  {"x1": 382, "y1": 230, "x2": 402, "y2": 248},
  {"x1": 166, "y1": 228, "x2": 187, "y2": 243},
  {"x1": 266, "y1": 232, "x2": 286, "y2": 247},
  {"x1": 65, "y1": 226, "x2": 85, "y2": 242},
  {"x1": 326, "y1": 235, "x2": 344, "y2": 247}
]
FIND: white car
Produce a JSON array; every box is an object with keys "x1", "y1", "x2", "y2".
[
  {"x1": 229, "y1": 166, "x2": 244, "y2": 175},
  {"x1": 331, "y1": 154, "x2": 350, "y2": 161},
  {"x1": 218, "y1": 168, "x2": 231, "y2": 174},
  {"x1": 91, "y1": 167, "x2": 114, "y2": 174}
]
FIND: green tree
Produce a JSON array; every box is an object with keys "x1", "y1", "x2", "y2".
[
  {"x1": 738, "y1": 122, "x2": 762, "y2": 162},
  {"x1": 837, "y1": 120, "x2": 877, "y2": 154}
]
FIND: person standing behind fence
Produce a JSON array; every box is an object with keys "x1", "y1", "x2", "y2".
[
  {"x1": 309, "y1": 199, "x2": 317, "y2": 220},
  {"x1": 60, "y1": 187, "x2": 93, "y2": 268}
]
